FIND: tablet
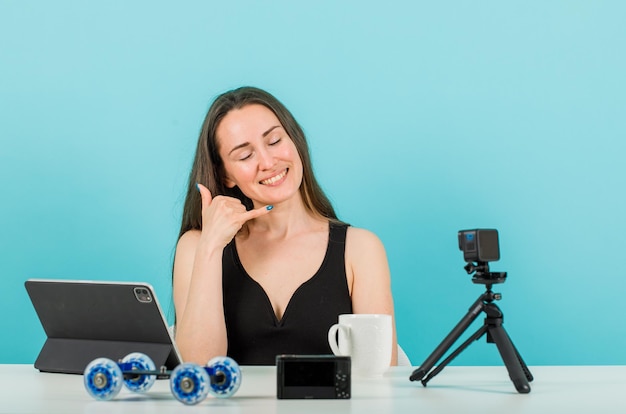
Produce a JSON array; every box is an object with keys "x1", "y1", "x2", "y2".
[{"x1": 25, "y1": 279, "x2": 182, "y2": 374}]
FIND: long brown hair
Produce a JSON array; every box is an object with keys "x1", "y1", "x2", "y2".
[{"x1": 177, "y1": 86, "x2": 339, "y2": 240}]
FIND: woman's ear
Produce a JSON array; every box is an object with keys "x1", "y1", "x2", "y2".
[
  {"x1": 220, "y1": 165, "x2": 236, "y2": 188},
  {"x1": 224, "y1": 175, "x2": 236, "y2": 188}
]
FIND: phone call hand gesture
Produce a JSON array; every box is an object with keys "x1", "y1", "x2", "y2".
[{"x1": 196, "y1": 183, "x2": 272, "y2": 249}]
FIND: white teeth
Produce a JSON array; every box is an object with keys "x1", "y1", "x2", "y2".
[{"x1": 261, "y1": 170, "x2": 287, "y2": 185}]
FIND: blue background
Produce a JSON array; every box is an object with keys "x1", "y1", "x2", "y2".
[{"x1": 1, "y1": 1, "x2": 625, "y2": 366}]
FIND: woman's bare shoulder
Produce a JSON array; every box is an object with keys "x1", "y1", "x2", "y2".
[
  {"x1": 176, "y1": 229, "x2": 202, "y2": 253},
  {"x1": 346, "y1": 226, "x2": 386, "y2": 251}
]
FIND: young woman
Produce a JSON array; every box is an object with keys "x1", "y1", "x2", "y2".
[{"x1": 173, "y1": 86, "x2": 397, "y2": 365}]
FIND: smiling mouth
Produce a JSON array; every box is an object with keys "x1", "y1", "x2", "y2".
[{"x1": 260, "y1": 169, "x2": 288, "y2": 185}]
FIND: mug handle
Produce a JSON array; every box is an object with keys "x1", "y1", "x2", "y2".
[{"x1": 327, "y1": 324, "x2": 349, "y2": 356}]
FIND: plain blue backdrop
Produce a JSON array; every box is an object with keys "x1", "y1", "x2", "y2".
[{"x1": 1, "y1": 1, "x2": 625, "y2": 366}]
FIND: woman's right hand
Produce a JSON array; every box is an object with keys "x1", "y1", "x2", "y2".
[
  {"x1": 173, "y1": 184, "x2": 271, "y2": 364},
  {"x1": 196, "y1": 183, "x2": 272, "y2": 249}
]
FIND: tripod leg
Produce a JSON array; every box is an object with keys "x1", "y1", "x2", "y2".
[
  {"x1": 410, "y1": 295, "x2": 485, "y2": 382},
  {"x1": 421, "y1": 325, "x2": 487, "y2": 386},
  {"x1": 487, "y1": 323, "x2": 531, "y2": 393},
  {"x1": 487, "y1": 328, "x2": 534, "y2": 382},
  {"x1": 504, "y1": 331, "x2": 533, "y2": 382}
]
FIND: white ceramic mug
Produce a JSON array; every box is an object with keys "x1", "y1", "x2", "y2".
[{"x1": 327, "y1": 314, "x2": 392, "y2": 377}]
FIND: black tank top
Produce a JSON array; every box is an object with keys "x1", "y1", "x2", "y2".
[{"x1": 222, "y1": 222, "x2": 353, "y2": 365}]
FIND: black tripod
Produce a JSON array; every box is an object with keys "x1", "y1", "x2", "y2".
[{"x1": 409, "y1": 264, "x2": 533, "y2": 393}]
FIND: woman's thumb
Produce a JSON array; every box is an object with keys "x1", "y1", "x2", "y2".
[{"x1": 196, "y1": 183, "x2": 212, "y2": 210}]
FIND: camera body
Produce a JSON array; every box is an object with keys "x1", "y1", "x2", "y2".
[
  {"x1": 458, "y1": 229, "x2": 500, "y2": 263},
  {"x1": 276, "y1": 355, "x2": 351, "y2": 399}
]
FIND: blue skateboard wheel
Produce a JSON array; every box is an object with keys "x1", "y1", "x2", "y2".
[
  {"x1": 170, "y1": 363, "x2": 210, "y2": 405},
  {"x1": 207, "y1": 356, "x2": 241, "y2": 398},
  {"x1": 121, "y1": 352, "x2": 156, "y2": 393},
  {"x1": 84, "y1": 358, "x2": 123, "y2": 400}
]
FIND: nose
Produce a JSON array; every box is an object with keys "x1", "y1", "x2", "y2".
[{"x1": 257, "y1": 147, "x2": 275, "y2": 170}]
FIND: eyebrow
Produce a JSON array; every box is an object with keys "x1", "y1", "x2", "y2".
[
  {"x1": 228, "y1": 125, "x2": 282, "y2": 155},
  {"x1": 262, "y1": 125, "x2": 281, "y2": 137}
]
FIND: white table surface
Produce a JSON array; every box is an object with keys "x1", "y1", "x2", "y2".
[{"x1": 0, "y1": 364, "x2": 624, "y2": 413}]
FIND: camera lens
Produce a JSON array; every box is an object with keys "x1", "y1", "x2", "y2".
[{"x1": 134, "y1": 287, "x2": 152, "y2": 303}]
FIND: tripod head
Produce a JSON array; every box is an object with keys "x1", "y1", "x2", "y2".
[{"x1": 464, "y1": 261, "x2": 507, "y2": 285}]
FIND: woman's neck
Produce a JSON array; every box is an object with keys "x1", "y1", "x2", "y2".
[{"x1": 246, "y1": 195, "x2": 327, "y2": 239}]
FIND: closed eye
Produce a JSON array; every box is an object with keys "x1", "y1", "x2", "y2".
[{"x1": 238, "y1": 151, "x2": 253, "y2": 161}]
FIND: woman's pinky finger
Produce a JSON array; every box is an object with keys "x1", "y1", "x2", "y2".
[{"x1": 242, "y1": 205, "x2": 274, "y2": 222}]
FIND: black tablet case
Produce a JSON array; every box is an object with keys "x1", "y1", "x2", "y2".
[{"x1": 25, "y1": 279, "x2": 182, "y2": 374}]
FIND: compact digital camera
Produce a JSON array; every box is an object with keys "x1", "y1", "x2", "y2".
[{"x1": 276, "y1": 355, "x2": 351, "y2": 399}]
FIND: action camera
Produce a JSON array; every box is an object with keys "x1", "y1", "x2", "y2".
[{"x1": 458, "y1": 229, "x2": 500, "y2": 263}]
